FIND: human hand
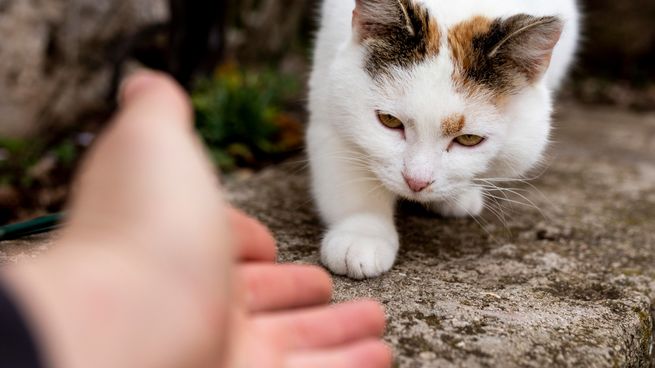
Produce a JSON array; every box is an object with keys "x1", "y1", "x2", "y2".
[{"x1": 2, "y1": 72, "x2": 392, "y2": 368}]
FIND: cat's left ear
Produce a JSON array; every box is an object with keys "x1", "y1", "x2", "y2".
[{"x1": 489, "y1": 15, "x2": 564, "y2": 82}]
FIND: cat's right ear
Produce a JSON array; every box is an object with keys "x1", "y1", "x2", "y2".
[{"x1": 352, "y1": 0, "x2": 416, "y2": 42}]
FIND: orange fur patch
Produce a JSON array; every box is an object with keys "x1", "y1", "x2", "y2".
[
  {"x1": 442, "y1": 114, "x2": 466, "y2": 136},
  {"x1": 447, "y1": 16, "x2": 495, "y2": 99},
  {"x1": 448, "y1": 16, "x2": 493, "y2": 72},
  {"x1": 447, "y1": 14, "x2": 564, "y2": 102},
  {"x1": 425, "y1": 16, "x2": 442, "y2": 56}
]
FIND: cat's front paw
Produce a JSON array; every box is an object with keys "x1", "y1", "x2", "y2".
[
  {"x1": 321, "y1": 232, "x2": 398, "y2": 279},
  {"x1": 321, "y1": 216, "x2": 399, "y2": 279},
  {"x1": 433, "y1": 188, "x2": 484, "y2": 218}
]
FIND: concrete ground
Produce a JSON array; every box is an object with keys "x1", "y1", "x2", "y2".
[{"x1": 2, "y1": 103, "x2": 655, "y2": 367}]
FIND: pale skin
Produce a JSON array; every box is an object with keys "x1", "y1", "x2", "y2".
[{"x1": 0, "y1": 72, "x2": 392, "y2": 368}]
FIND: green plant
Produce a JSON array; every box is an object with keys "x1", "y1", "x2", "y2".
[
  {"x1": 192, "y1": 66, "x2": 303, "y2": 171},
  {"x1": 0, "y1": 138, "x2": 41, "y2": 187},
  {"x1": 0, "y1": 135, "x2": 83, "y2": 224}
]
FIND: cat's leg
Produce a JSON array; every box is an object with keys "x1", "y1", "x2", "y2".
[
  {"x1": 431, "y1": 187, "x2": 484, "y2": 218},
  {"x1": 322, "y1": 212, "x2": 398, "y2": 280},
  {"x1": 308, "y1": 125, "x2": 398, "y2": 279}
]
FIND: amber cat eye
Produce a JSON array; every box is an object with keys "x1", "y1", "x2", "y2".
[
  {"x1": 377, "y1": 112, "x2": 404, "y2": 130},
  {"x1": 455, "y1": 134, "x2": 485, "y2": 147}
]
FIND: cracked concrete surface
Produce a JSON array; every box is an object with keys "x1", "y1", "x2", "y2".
[{"x1": 2, "y1": 103, "x2": 654, "y2": 367}]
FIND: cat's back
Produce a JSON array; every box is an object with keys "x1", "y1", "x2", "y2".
[{"x1": 311, "y1": 0, "x2": 356, "y2": 72}]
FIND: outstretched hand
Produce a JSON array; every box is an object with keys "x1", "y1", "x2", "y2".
[{"x1": 2, "y1": 72, "x2": 392, "y2": 368}]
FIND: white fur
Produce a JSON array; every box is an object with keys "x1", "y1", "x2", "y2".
[{"x1": 308, "y1": 0, "x2": 580, "y2": 279}]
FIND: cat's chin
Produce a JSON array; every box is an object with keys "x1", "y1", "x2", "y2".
[
  {"x1": 393, "y1": 190, "x2": 442, "y2": 204},
  {"x1": 377, "y1": 181, "x2": 439, "y2": 203}
]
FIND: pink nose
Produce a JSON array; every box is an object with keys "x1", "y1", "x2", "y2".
[{"x1": 403, "y1": 175, "x2": 432, "y2": 193}]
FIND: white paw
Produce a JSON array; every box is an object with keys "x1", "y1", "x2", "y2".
[
  {"x1": 433, "y1": 188, "x2": 484, "y2": 218},
  {"x1": 321, "y1": 217, "x2": 399, "y2": 279}
]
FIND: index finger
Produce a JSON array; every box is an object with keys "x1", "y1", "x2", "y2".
[{"x1": 229, "y1": 208, "x2": 277, "y2": 262}]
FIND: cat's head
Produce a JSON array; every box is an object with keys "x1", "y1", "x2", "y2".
[{"x1": 331, "y1": 0, "x2": 564, "y2": 203}]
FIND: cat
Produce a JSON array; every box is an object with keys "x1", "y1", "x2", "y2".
[{"x1": 307, "y1": 0, "x2": 580, "y2": 279}]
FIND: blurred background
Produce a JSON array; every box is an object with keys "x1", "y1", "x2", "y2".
[{"x1": 0, "y1": 0, "x2": 654, "y2": 224}]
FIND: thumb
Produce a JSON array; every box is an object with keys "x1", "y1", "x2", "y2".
[
  {"x1": 63, "y1": 71, "x2": 232, "y2": 283},
  {"x1": 118, "y1": 71, "x2": 194, "y2": 130}
]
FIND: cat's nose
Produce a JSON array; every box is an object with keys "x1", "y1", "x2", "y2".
[{"x1": 403, "y1": 174, "x2": 433, "y2": 193}]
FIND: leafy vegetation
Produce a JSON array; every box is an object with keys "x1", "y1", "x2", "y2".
[
  {"x1": 0, "y1": 136, "x2": 80, "y2": 224},
  {"x1": 0, "y1": 65, "x2": 305, "y2": 224},
  {"x1": 192, "y1": 65, "x2": 304, "y2": 171}
]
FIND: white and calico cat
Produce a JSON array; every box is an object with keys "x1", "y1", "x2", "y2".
[{"x1": 307, "y1": 0, "x2": 580, "y2": 279}]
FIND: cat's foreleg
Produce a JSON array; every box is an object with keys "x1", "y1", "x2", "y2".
[{"x1": 308, "y1": 128, "x2": 398, "y2": 279}]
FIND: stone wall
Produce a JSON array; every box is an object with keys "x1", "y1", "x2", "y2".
[
  {"x1": 0, "y1": 0, "x2": 167, "y2": 137},
  {"x1": 0, "y1": 0, "x2": 653, "y2": 137}
]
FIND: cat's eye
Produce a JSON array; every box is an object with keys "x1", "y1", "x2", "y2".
[
  {"x1": 377, "y1": 112, "x2": 404, "y2": 130},
  {"x1": 454, "y1": 134, "x2": 485, "y2": 147}
]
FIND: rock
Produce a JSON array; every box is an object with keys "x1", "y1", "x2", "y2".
[
  {"x1": 225, "y1": 103, "x2": 655, "y2": 367},
  {"x1": 0, "y1": 234, "x2": 55, "y2": 264},
  {"x1": 2, "y1": 103, "x2": 654, "y2": 367},
  {"x1": 0, "y1": 0, "x2": 167, "y2": 137}
]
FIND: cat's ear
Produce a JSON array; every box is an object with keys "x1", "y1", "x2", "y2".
[
  {"x1": 488, "y1": 15, "x2": 564, "y2": 82},
  {"x1": 352, "y1": 0, "x2": 417, "y2": 42}
]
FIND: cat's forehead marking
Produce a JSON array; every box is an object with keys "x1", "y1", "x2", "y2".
[
  {"x1": 447, "y1": 16, "x2": 501, "y2": 99},
  {"x1": 360, "y1": 0, "x2": 441, "y2": 78},
  {"x1": 441, "y1": 114, "x2": 466, "y2": 136},
  {"x1": 447, "y1": 16, "x2": 493, "y2": 75}
]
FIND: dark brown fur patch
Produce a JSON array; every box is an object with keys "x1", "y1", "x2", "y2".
[
  {"x1": 354, "y1": 0, "x2": 441, "y2": 78},
  {"x1": 441, "y1": 114, "x2": 466, "y2": 136},
  {"x1": 448, "y1": 14, "x2": 564, "y2": 99}
]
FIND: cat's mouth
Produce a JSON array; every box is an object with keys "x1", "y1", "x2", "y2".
[
  {"x1": 373, "y1": 168, "x2": 467, "y2": 203},
  {"x1": 391, "y1": 184, "x2": 441, "y2": 203},
  {"x1": 403, "y1": 191, "x2": 443, "y2": 203},
  {"x1": 389, "y1": 181, "x2": 468, "y2": 204}
]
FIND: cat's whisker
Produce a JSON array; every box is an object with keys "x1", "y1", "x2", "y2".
[
  {"x1": 472, "y1": 178, "x2": 542, "y2": 239},
  {"x1": 487, "y1": 176, "x2": 558, "y2": 214},
  {"x1": 475, "y1": 170, "x2": 544, "y2": 182},
  {"x1": 479, "y1": 192, "x2": 547, "y2": 222},
  {"x1": 482, "y1": 198, "x2": 508, "y2": 226},
  {"x1": 479, "y1": 192, "x2": 511, "y2": 231},
  {"x1": 367, "y1": 185, "x2": 387, "y2": 198},
  {"x1": 471, "y1": 184, "x2": 531, "y2": 193},
  {"x1": 322, "y1": 153, "x2": 377, "y2": 167},
  {"x1": 477, "y1": 179, "x2": 552, "y2": 221},
  {"x1": 472, "y1": 182, "x2": 516, "y2": 204},
  {"x1": 287, "y1": 161, "x2": 313, "y2": 176},
  {"x1": 448, "y1": 196, "x2": 503, "y2": 248},
  {"x1": 336, "y1": 177, "x2": 385, "y2": 188},
  {"x1": 483, "y1": 203, "x2": 513, "y2": 237},
  {"x1": 471, "y1": 184, "x2": 509, "y2": 226},
  {"x1": 474, "y1": 175, "x2": 556, "y2": 222}
]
